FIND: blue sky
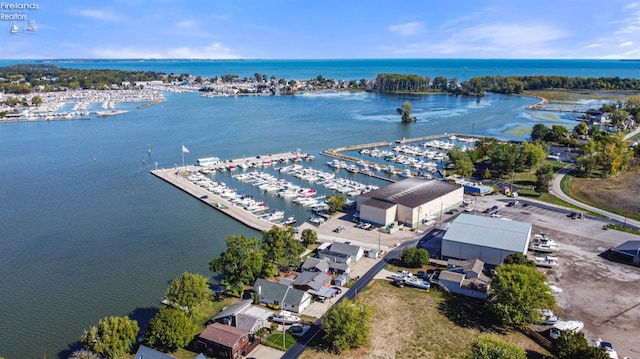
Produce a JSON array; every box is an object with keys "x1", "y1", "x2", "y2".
[{"x1": 3, "y1": 0, "x2": 640, "y2": 59}]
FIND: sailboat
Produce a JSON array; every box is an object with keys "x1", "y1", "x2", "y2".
[{"x1": 9, "y1": 23, "x2": 19, "y2": 34}]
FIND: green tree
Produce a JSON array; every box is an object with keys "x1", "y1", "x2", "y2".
[
  {"x1": 482, "y1": 168, "x2": 491, "y2": 179},
  {"x1": 322, "y1": 299, "x2": 373, "y2": 353},
  {"x1": 261, "y1": 225, "x2": 304, "y2": 270},
  {"x1": 535, "y1": 164, "x2": 554, "y2": 193},
  {"x1": 609, "y1": 109, "x2": 629, "y2": 128},
  {"x1": 397, "y1": 101, "x2": 417, "y2": 123},
  {"x1": 68, "y1": 349, "x2": 101, "y2": 359},
  {"x1": 326, "y1": 194, "x2": 347, "y2": 213},
  {"x1": 145, "y1": 307, "x2": 195, "y2": 351},
  {"x1": 455, "y1": 157, "x2": 475, "y2": 178},
  {"x1": 530, "y1": 124, "x2": 550, "y2": 142},
  {"x1": 552, "y1": 331, "x2": 609, "y2": 359},
  {"x1": 164, "y1": 272, "x2": 212, "y2": 316},
  {"x1": 488, "y1": 264, "x2": 556, "y2": 328},
  {"x1": 79, "y1": 316, "x2": 139, "y2": 359},
  {"x1": 521, "y1": 142, "x2": 546, "y2": 170},
  {"x1": 467, "y1": 335, "x2": 526, "y2": 359},
  {"x1": 209, "y1": 235, "x2": 264, "y2": 296},
  {"x1": 573, "y1": 121, "x2": 589, "y2": 137},
  {"x1": 502, "y1": 253, "x2": 535, "y2": 267},
  {"x1": 301, "y1": 228, "x2": 317, "y2": 247},
  {"x1": 31, "y1": 95, "x2": 43, "y2": 106},
  {"x1": 400, "y1": 247, "x2": 430, "y2": 268}
]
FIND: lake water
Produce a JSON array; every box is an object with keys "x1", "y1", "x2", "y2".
[{"x1": 0, "y1": 59, "x2": 633, "y2": 358}]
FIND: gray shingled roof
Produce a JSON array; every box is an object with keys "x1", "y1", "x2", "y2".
[
  {"x1": 330, "y1": 242, "x2": 361, "y2": 257},
  {"x1": 135, "y1": 345, "x2": 176, "y2": 359},
  {"x1": 301, "y1": 257, "x2": 330, "y2": 272},
  {"x1": 362, "y1": 177, "x2": 461, "y2": 208},
  {"x1": 443, "y1": 214, "x2": 531, "y2": 253},
  {"x1": 253, "y1": 278, "x2": 307, "y2": 306},
  {"x1": 293, "y1": 271, "x2": 331, "y2": 290}
]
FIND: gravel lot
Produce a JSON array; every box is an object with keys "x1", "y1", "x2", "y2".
[{"x1": 310, "y1": 194, "x2": 640, "y2": 358}]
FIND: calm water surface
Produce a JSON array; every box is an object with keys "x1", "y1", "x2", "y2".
[{"x1": 0, "y1": 61, "x2": 612, "y2": 358}]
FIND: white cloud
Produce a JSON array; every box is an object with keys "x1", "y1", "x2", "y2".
[
  {"x1": 74, "y1": 8, "x2": 123, "y2": 21},
  {"x1": 385, "y1": 21, "x2": 570, "y2": 58},
  {"x1": 389, "y1": 22, "x2": 425, "y2": 36},
  {"x1": 91, "y1": 42, "x2": 240, "y2": 59},
  {"x1": 619, "y1": 41, "x2": 634, "y2": 47},
  {"x1": 175, "y1": 20, "x2": 196, "y2": 29}
]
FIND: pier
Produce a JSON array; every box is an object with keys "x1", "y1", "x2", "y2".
[{"x1": 150, "y1": 152, "x2": 311, "y2": 231}]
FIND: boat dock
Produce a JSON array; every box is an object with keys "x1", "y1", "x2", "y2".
[{"x1": 151, "y1": 152, "x2": 307, "y2": 232}]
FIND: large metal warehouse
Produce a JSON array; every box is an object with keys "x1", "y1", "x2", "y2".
[
  {"x1": 441, "y1": 214, "x2": 531, "y2": 266},
  {"x1": 357, "y1": 177, "x2": 463, "y2": 228}
]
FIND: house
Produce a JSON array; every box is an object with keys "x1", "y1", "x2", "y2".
[
  {"x1": 441, "y1": 214, "x2": 531, "y2": 266},
  {"x1": 134, "y1": 345, "x2": 176, "y2": 359},
  {"x1": 434, "y1": 258, "x2": 491, "y2": 299},
  {"x1": 318, "y1": 242, "x2": 364, "y2": 264},
  {"x1": 291, "y1": 271, "x2": 332, "y2": 291},
  {"x1": 210, "y1": 299, "x2": 273, "y2": 335},
  {"x1": 196, "y1": 322, "x2": 250, "y2": 359},
  {"x1": 301, "y1": 255, "x2": 351, "y2": 274},
  {"x1": 253, "y1": 278, "x2": 312, "y2": 314},
  {"x1": 301, "y1": 257, "x2": 330, "y2": 272}
]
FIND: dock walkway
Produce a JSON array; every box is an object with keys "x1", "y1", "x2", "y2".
[{"x1": 151, "y1": 152, "x2": 306, "y2": 232}]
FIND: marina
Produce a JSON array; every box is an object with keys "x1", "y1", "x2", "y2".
[{"x1": 0, "y1": 59, "x2": 602, "y2": 359}]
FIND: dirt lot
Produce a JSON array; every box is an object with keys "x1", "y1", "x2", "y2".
[
  {"x1": 302, "y1": 194, "x2": 640, "y2": 358},
  {"x1": 569, "y1": 169, "x2": 640, "y2": 219},
  {"x1": 300, "y1": 280, "x2": 548, "y2": 359}
]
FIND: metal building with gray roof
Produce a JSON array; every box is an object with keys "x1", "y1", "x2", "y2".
[
  {"x1": 441, "y1": 213, "x2": 532, "y2": 266},
  {"x1": 357, "y1": 177, "x2": 463, "y2": 228}
]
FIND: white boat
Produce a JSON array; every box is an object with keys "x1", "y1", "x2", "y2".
[
  {"x1": 399, "y1": 168, "x2": 413, "y2": 177},
  {"x1": 595, "y1": 339, "x2": 619, "y2": 359},
  {"x1": 271, "y1": 310, "x2": 301, "y2": 324},
  {"x1": 10, "y1": 23, "x2": 19, "y2": 34},
  {"x1": 529, "y1": 233, "x2": 560, "y2": 253},
  {"x1": 281, "y1": 216, "x2": 296, "y2": 226},
  {"x1": 262, "y1": 210, "x2": 285, "y2": 222},
  {"x1": 535, "y1": 255, "x2": 559, "y2": 268},
  {"x1": 550, "y1": 320, "x2": 584, "y2": 339},
  {"x1": 540, "y1": 308, "x2": 559, "y2": 324},
  {"x1": 404, "y1": 277, "x2": 430, "y2": 290}
]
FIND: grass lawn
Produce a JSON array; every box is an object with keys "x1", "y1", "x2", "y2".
[
  {"x1": 300, "y1": 280, "x2": 550, "y2": 359},
  {"x1": 264, "y1": 332, "x2": 298, "y2": 351},
  {"x1": 565, "y1": 169, "x2": 640, "y2": 222}
]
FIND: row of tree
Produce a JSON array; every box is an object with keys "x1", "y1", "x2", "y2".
[
  {"x1": 373, "y1": 73, "x2": 640, "y2": 97},
  {"x1": 0, "y1": 64, "x2": 166, "y2": 93},
  {"x1": 448, "y1": 139, "x2": 548, "y2": 179}
]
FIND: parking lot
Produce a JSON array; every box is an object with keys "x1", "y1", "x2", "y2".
[
  {"x1": 463, "y1": 195, "x2": 640, "y2": 358},
  {"x1": 299, "y1": 193, "x2": 640, "y2": 357}
]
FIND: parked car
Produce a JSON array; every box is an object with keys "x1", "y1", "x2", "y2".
[{"x1": 331, "y1": 286, "x2": 343, "y2": 294}]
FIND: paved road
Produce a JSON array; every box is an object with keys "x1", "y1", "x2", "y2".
[{"x1": 550, "y1": 164, "x2": 640, "y2": 229}]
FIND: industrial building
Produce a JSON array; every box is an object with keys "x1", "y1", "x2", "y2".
[
  {"x1": 441, "y1": 214, "x2": 531, "y2": 266},
  {"x1": 357, "y1": 177, "x2": 463, "y2": 228}
]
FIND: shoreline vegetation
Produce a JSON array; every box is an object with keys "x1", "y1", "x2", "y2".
[{"x1": 2, "y1": 64, "x2": 640, "y2": 123}]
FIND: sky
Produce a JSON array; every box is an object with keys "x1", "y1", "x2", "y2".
[{"x1": 3, "y1": 0, "x2": 640, "y2": 59}]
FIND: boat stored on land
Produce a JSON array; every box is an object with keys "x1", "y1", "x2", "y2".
[
  {"x1": 529, "y1": 233, "x2": 560, "y2": 253},
  {"x1": 271, "y1": 310, "x2": 301, "y2": 324},
  {"x1": 535, "y1": 255, "x2": 559, "y2": 268},
  {"x1": 404, "y1": 277, "x2": 430, "y2": 290}
]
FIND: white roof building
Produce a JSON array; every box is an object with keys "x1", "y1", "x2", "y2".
[{"x1": 441, "y1": 214, "x2": 531, "y2": 266}]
